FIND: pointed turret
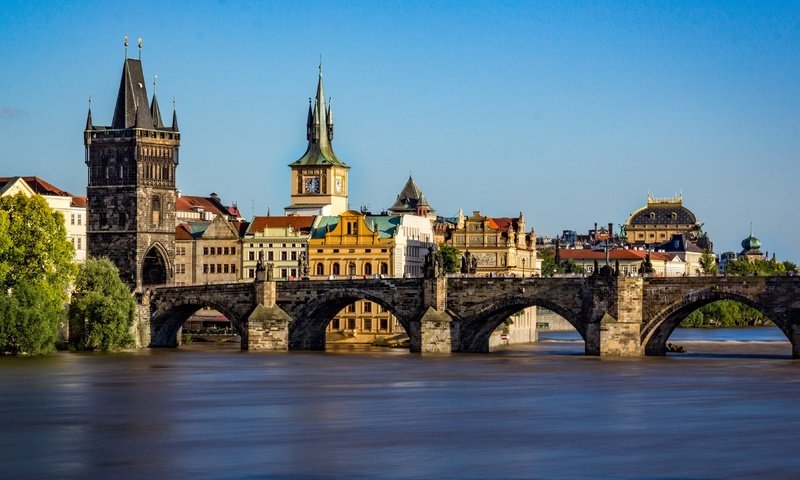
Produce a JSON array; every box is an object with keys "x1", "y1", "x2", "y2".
[
  {"x1": 171, "y1": 107, "x2": 179, "y2": 131},
  {"x1": 326, "y1": 98, "x2": 334, "y2": 141},
  {"x1": 150, "y1": 93, "x2": 164, "y2": 128},
  {"x1": 306, "y1": 98, "x2": 313, "y2": 141},
  {"x1": 85, "y1": 107, "x2": 93, "y2": 131},
  {"x1": 388, "y1": 176, "x2": 435, "y2": 217},
  {"x1": 112, "y1": 59, "x2": 153, "y2": 129},
  {"x1": 290, "y1": 64, "x2": 346, "y2": 167}
]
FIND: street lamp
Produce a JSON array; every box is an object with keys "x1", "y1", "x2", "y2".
[{"x1": 522, "y1": 258, "x2": 526, "y2": 277}]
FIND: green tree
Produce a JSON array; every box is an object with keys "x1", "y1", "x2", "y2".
[
  {"x1": 698, "y1": 249, "x2": 718, "y2": 275},
  {"x1": 438, "y1": 244, "x2": 461, "y2": 274},
  {"x1": 0, "y1": 193, "x2": 76, "y2": 355},
  {"x1": 783, "y1": 261, "x2": 798, "y2": 274},
  {"x1": 726, "y1": 257, "x2": 786, "y2": 276},
  {"x1": 69, "y1": 257, "x2": 136, "y2": 351}
]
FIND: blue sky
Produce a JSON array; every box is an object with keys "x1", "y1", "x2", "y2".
[{"x1": 1, "y1": 1, "x2": 798, "y2": 261}]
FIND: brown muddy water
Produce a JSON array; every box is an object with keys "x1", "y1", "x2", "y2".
[{"x1": 1, "y1": 327, "x2": 799, "y2": 479}]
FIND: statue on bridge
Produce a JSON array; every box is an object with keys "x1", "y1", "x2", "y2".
[
  {"x1": 298, "y1": 251, "x2": 309, "y2": 278},
  {"x1": 424, "y1": 246, "x2": 446, "y2": 278}
]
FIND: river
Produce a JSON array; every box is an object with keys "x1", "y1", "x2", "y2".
[{"x1": 1, "y1": 327, "x2": 798, "y2": 479}]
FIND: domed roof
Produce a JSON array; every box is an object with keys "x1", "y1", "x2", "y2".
[
  {"x1": 741, "y1": 234, "x2": 761, "y2": 252},
  {"x1": 626, "y1": 196, "x2": 697, "y2": 226}
]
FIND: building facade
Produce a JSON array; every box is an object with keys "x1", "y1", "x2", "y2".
[
  {"x1": 174, "y1": 215, "x2": 243, "y2": 285},
  {"x1": 84, "y1": 54, "x2": 180, "y2": 288},
  {"x1": 624, "y1": 195, "x2": 702, "y2": 246},
  {"x1": 0, "y1": 176, "x2": 88, "y2": 264},
  {"x1": 241, "y1": 216, "x2": 315, "y2": 280}
]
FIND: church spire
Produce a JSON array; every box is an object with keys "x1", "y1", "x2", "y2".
[
  {"x1": 112, "y1": 57, "x2": 153, "y2": 129},
  {"x1": 313, "y1": 63, "x2": 331, "y2": 150}
]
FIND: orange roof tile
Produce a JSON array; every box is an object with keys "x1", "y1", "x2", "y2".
[
  {"x1": 0, "y1": 176, "x2": 72, "y2": 196},
  {"x1": 71, "y1": 196, "x2": 87, "y2": 208},
  {"x1": 558, "y1": 249, "x2": 672, "y2": 261},
  {"x1": 247, "y1": 216, "x2": 315, "y2": 235}
]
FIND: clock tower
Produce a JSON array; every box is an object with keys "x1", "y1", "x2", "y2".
[{"x1": 285, "y1": 65, "x2": 349, "y2": 216}]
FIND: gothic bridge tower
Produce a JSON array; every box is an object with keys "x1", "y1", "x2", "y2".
[{"x1": 84, "y1": 43, "x2": 180, "y2": 289}]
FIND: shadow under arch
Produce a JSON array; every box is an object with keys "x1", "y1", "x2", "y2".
[
  {"x1": 289, "y1": 288, "x2": 416, "y2": 351},
  {"x1": 460, "y1": 296, "x2": 583, "y2": 353},
  {"x1": 643, "y1": 290, "x2": 789, "y2": 356},
  {"x1": 142, "y1": 242, "x2": 171, "y2": 286},
  {"x1": 151, "y1": 299, "x2": 245, "y2": 349}
]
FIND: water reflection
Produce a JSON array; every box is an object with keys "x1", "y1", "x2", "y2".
[{"x1": 0, "y1": 328, "x2": 798, "y2": 479}]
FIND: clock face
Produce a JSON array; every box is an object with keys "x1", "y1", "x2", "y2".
[
  {"x1": 334, "y1": 176, "x2": 343, "y2": 194},
  {"x1": 304, "y1": 176, "x2": 320, "y2": 193}
]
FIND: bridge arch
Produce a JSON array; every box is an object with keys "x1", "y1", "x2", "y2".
[
  {"x1": 459, "y1": 296, "x2": 583, "y2": 353},
  {"x1": 642, "y1": 290, "x2": 788, "y2": 356},
  {"x1": 150, "y1": 298, "x2": 245, "y2": 348},
  {"x1": 288, "y1": 287, "x2": 418, "y2": 350}
]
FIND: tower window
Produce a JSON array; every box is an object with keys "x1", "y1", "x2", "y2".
[{"x1": 152, "y1": 196, "x2": 162, "y2": 226}]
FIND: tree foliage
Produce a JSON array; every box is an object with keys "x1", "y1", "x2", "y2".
[
  {"x1": 698, "y1": 249, "x2": 717, "y2": 275},
  {"x1": 539, "y1": 248, "x2": 584, "y2": 275},
  {"x1": 682, "y1": 300, "x2": 769, "y2": 327},
  {"x1": 69, "y1": 257, "x2": 135, "y2": 351},
  {"x1": 0, "y1": 193, "x2": 76, "y2": 355},
  {"x1": 725, "y1": 257, "x2": 786, "y2": 276},
  {"x1": 438, "y1": 244, "x2": 461, "y2": 274}
]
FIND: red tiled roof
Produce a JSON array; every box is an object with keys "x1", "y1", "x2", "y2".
[
  {"x1": 247, "y1": 216, "x2": 315, "y2": 234},
  {"x1": 486, "y1": 217, "x2": 517, "y2": 233},
  {"x1": 71, "y1": 196, "x2": 87, "y2": 208},
  {"x1": 175, "y1": 223, "x2": 193, "y2": 240},
  {"x1": 558, "y1": 249, "x2": 672, "y2": 262},
  {"x1": 175, "y1": 195, "x2": 230, "y2": 217},
  {"x1": 0, "y1": 176, "x2": 72, "y2": 196}
]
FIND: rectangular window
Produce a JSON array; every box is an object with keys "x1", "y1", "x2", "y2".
[
  {"x1": 223, "y1": 264, "x2": 229, "y2": 274},
  {"x1": 332, "y1": 319, "x2": 340, "y2": 330},
  {"x1": 268, "y1": 251, "x2": 274, "y2": 261},
  {"x1": 217, "y1": 264, "x2": 222, "y2": 273},
  {"x1": 248, "y1": 268, "x2": 255, "y2": 278},
  {"x1": 71, "y1": 214, "x2": 75, "y2": 225},
  {"x1": 291, "y1": 269, "x2": 297, "y2": 278},
  {"x1": 381, "y1": 249, "x2": 388, "y2": 253},
  {"x1": 291, "y1": 251, "x2": 297, "y2": 261},
  {"x1": 333, "y1": 249, "x2": 339, "y2": 253},
  {"x1": 232, "y1": 265, "x2": 236, "y2": 273},
  {"x1": 365, "y1": 249, "x2": 371, "y2": 253},
  {"x1": 347, "y1": 304, "x2": 356, "y2": 313},
  {"x1": 203, "y1": 264, "x2": 209, "y2": 273},
  {"x1": 249, "y1": 251, "x2": 255, "y2": 261},
  {"x1": 77, "y1": 237, "x2": 82, "y2": 249},
  {"x1": 224, "y1": 247, "x2": 229, "y2": 255},
  {"x1": 231, "y1": 247, "x2": 236, "y2": 255},
  {"x1": 281, "y1": 268, "x2": 288, "y2": 278},
  {"x1": 281, "y1": 252, "x2": 287, "y2": 261},
  {"x1": 77, "y1": 214, "x2": 82, "y2": 226},
  {"x1": 363, "y1": 302, "x2": 372, "y2": 313},
  {"x1": 204, "y1": 247, "x2": 209, "y2": 255},
  {"x1": 347, "y1": 319, "x2": 356, "y2": 330},
  {"x1": 380, "y1": 318, "x2": 388, "y2": 331},
  {"x1": 363, "y1": 319, "x2": 372, "y2": 331},
  {"x1": 317, "y1": 249, "x2": 323, "y2": 253}
]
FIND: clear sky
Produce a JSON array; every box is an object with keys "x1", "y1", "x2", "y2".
[{"x1": 1, "y1": 1, "x2": 798, "y2": 261}]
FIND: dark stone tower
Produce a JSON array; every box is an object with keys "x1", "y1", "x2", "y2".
[{"x1": 84, "y1": 55, "x2": 180, "y2": 289}]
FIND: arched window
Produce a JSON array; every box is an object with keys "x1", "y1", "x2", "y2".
[
  {"x1": 332, "y1": 263, "x2": 340, "y2": 276},
  {"x1": 316, "y1": 263, "x2": 324, "y2": 275},
  {"x1": 364, "y1": 263, "x2": 372, "y2": 276},
  {"x1": 380, "y1": 262, "x2": 389, "y2": 275},
  {"x1": 152, "y1": 195, "x2": 161, "y2": 226},
  {"x1": 348, "y1": 262, "x2": 356, "y2": 276},
  {"x1": 347, "y1": 222, "x2": 352, "y2": 235}
]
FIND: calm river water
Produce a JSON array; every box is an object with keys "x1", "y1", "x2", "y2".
[{"x1": 2, "y1": 327, "x2": 799, "y2": 480}]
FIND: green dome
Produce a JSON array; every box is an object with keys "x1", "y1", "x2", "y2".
[{"x1": 741, "y1": 234, "x2": 761, "y2": 252}]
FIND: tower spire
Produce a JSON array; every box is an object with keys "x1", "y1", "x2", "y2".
[
  {"x1": 85, "y1": 96, "x2": 93, "y2": 130},
  {"x1": 150, "y1": 75, "x2": 163, "y2": 128},
  {"x1": 171, "y1": 97, "x2": 179, "y2": 131}
]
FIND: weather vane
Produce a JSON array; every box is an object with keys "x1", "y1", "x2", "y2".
[
  {"x1": 138, "y1": 37, "x2": 143, "y2": 60},
  {"x1": 124, "y1": 35, "x2": 128, "y2": 58}
]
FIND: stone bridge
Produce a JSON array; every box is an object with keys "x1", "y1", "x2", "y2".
[{"x1": 137, "y1": 273, "x2": 800, "y2": 357}]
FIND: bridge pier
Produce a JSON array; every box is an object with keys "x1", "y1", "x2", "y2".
[
  {"x1": 245, "y1": 271, "x2": 292, "y2": 351},
  {"x1": 134, "y1": 290, "x2": 153, "y2": 348},
  {"x1": 417, "y1": 277, "x2": 457, "y2": 354},
  {"x1": 585, "y1": 277, "x2": 644, "y2": 357}
]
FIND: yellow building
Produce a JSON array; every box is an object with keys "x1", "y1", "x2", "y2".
[
  {"x1": 308, "y1": 211, "x2": 398, "y2": 341},
  {"x1": 444, "y1": 210, "x2": 539, "y2": 347},
  {"x1": 624, "y1": 195, "x2": 702, "y2": 246},
  {"x1": 445, "y1": 210, "x2": 539, "y2": 276},
  {"x1": 241, "y1": 216, "x2": 315, "y2": 280}
]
